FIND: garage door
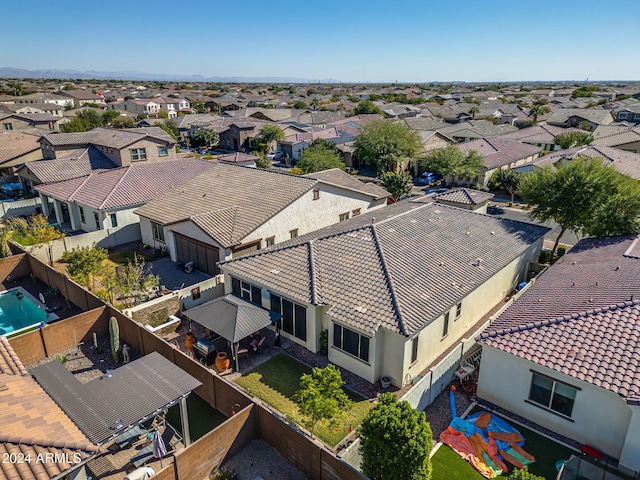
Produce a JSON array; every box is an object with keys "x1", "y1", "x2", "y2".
[{"x1": 174, "y1": 233, "x2": 220, "y2": 276}]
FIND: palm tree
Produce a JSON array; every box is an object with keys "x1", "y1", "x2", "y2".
[
  {"x1": 310, "y1": 98, "x2": 320, "y2": 111},
  {"x1": 469, "y1": 105, "x2": 479, "y2": 120},
  {"x1": 528, "y1": 104, "x2": 551, "y2": 124}
]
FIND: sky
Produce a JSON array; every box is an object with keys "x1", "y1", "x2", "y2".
[{"x1": 2, "y1": 0, "x2": 639, "y2": 83}]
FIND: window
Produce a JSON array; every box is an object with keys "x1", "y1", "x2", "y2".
[
  {"x1": 79, "y1": 206, "x2": 85, "y2": 224},
  {"x1": 191, "y1": 287, "x2": 200, "y2": 300},
  {"x1": 270, "y1": 292, "x2": 306, "y2": 341},
  {"x1": 352, "y1": 208, "x2": 361, "y2": 216},
  {"x1": 2, "y1": 123, "x2": 12, "y2": 131},
  {"x1": 339, "y1": 212, "x2": 350, "y2": 222},
  {"x1": 411, "y1": 337, "x2": 419, "y2": 364},
  {"x1": 158, "y1": 146, "x2": 168, "y2": 156},
  {"x1": 456, "y1": 302, "x2": 462, "y2": 319},
  {"x1": 618, "y1": 112, "x2": 628, "y2": 119},
  {"x1": 265, "y1": 236, "x2": 275, "y2": 247},
  {"x1": 151, "y1": 222, "x2": 165, "y2": 242},
  {"x1": 109, "y1": 213, "x2": 118, "y2": 228},
  {"x1": 231, "y1": 277, "x2": 262, "y2": 305},
  {"x1": 290, "y1": 229, "x2": 298, "y2": 239},
  {"x1": 130, "y1": 148, "x2": 147, "y2": 161},
  {"x1": 528, "y1": 373, "x2": 577, "y2": 417},
  {"x1": 313, "y1": 189, "x2": 320, "y2": 200},
  {"x1": 333, "y1": 323, "x2": 369, "y2": 362},
  {"x1": 94, "y1": 212, "x2": 102, "y2": 230},
  {"x1": 442, "y1": 311, "x2": 450, "y2": 338}
]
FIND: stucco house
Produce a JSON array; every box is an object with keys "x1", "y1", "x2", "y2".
[
  {"x1": 219, "y1": 198, "x2": 548, "y2": 388},
  {"x1": 57, "y1": 90, "x2": 106, "y2": 108},
  {"x1": 35, "y1": 159, "x2": 214, "y2": 232},
  {"x1": 134, "y1": 165, "x2": 389, "y2": 276},
  {"x1": 546, "y1": 108, "x2": 614, "y2": 131},
  {"x1": 499, "y1": 125, "x2": 584, "y2": 152},
  {"x1": 592, "y1": 125, "x2": 640, "y2": 154},
  {"x1": 477, "y1": 236, "x2": 640, "y2": 474}
]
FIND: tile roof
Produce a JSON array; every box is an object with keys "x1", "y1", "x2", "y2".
[
  {"x1": 592, "y1": 126, "x2": 640, "y2": 147},
  {"x1": 222, "y1": 201, "x2": 549, "y2": 336},
  {"x1": 547, "y1": 108, "x2": 614, "y2": 125},
  {"x1": 35, "y1": 158, "x2": 215, "y2": 210},
  {"x1": 41, "y1": 126, "x2": 175, "y2": 149},
  {"x1": 0, "y1": 132, "x2": 41, "y2": 165},
  {"x1": 480, "y1": 300, "x2": 640, "y2": 400},
  {"x1": 18, "y1": 146, "x2": 118, "y2": 184},
  {"x1": 304, "y1": 168, "x2": 389, "y2": 200},
  {"x1": 0, "y1": 338, "x2": 28, "y2": 376},
  {"x1": 532, "y1": 145, "x2": 640, "y2": 179},
  {"x1": 218, "y1": 152, "x2": 259, "y2": 163},
  {"x1": 499, "y1": 125, "x2": 583, "y2": 144},
  {"x1": 458, "y1": 136, "x2": 542, "y2": 169},
  {"x1": 434, "y1": 188, "x2": 494, "y2": 206},
  {"x1": 438, "y1": 120, "x2": 518, "y2": 139}
]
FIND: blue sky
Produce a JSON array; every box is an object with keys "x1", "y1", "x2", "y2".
[{"x1": 2, "y1": 0, "x2": 639, "y2": 82}]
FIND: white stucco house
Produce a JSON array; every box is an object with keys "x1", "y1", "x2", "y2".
[
  {"x1": 134, "y1": 165, "x2": 390, "y2": 276},
  {"x1": 477, "y1": 235, "x2": 640, "y2": 474},
  {"x1": 219, "y1": 198, "x2": 548, "y2": 390}
]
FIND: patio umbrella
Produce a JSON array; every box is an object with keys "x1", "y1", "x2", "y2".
[{"x1": 152, "y1": 430, "x2": 167, "y2": 467}]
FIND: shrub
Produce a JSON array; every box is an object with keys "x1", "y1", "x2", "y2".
[
  {"x1": 507, "y1": 467, "x2": 545, "y2": 480},
  {"x1": 538, "y1": 250, "x2": 550, "y2": 264},
  {"x1": 557, "y1": 245, "x2": 567, "y2": 258}
]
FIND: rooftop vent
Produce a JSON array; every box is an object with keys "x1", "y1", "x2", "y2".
[
  {"x1": 270, "y1": 269, "x2": 280, "y2": 275},
  {"x1": 475, "y1": 258, "x2": 482, "y2": 267},
  {"x1": 490, "y1": 231, "x2": 495, "y2": 235},
  {"x1": 355, "y1": 305, "x2": 367, "y2": 313}
]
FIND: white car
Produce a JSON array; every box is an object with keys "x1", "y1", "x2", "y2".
[{"x1": 267, "y1": 151, "x2": 285, "y2": 160}]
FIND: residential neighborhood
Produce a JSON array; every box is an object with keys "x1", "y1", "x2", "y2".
[{"x1": 1, "y1": 2, "x2": 640, "y2": 480}]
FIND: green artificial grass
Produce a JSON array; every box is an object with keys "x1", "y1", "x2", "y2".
[
  {"x1": 108, "y1": 249, "x2": 156, "y2": 265},
  {"x1": 235, "y1": 353, "x2": 372, "y2": 447},
  {"x1": 431, "y1": 407, "x2": 577, "y2": 480},
  {"x1": 165, "y1": 393, "x2": 227, "y2": 442}
]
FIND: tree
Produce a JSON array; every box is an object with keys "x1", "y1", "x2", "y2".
[
  {"x1": 60, "y1": 109, "x2": 104, "y2": 132},
  {"x1": 294, "y1": 365, "x2": 352, "y2": 438},
  {"x1": 353, "y1": 120, "x2": 422, "y2": 172},
  {"x1": 308, "y1": 138, "x2": 339, "y2": 154},
  {"x1": 528, "y1": 104, "x2": 550, "y2": 124},
  {"x1": 421, "y1": 145, "x2": 484, "y2": 186},
  {"x1": 520, "y1": 156, "x2": 640, "y2": 260},
  {"x1": 495, "y1": 169, "x2": 523, "y2": 202},
  {"x1": 154, "y1": 120, "x2": 180, "y2": 141},
  {"x1": 310, "y1": 98, "x2": 320, "y2": 111},
  {"x1": 554, "y1": 131, "x2": 594, "y2": 149},
  {"x1": 253, "y1": 124, "x2": 284, "y2": 153},
  {"x1": 469, "y1": 105, "x2": 479, "y2": 119},
  {"x1": 354, "y1": 100, "x2": 384, "y2": 116},
  {"x1": 102, "y1": 254, "x2": 159, "y2": 308},
  {"x1": 293, "y1": 100, "x2": 308, "y2": 110},
  {"x1": 255, "y1": 153, "x2": 271, "y2": 169},
  {"x1": 358, "y1": 393, "x2": 432, "y2": 480},
  {"x1": 379, "y1": 171, "x2": 413, "y2": 202},
  {"x1": 102, "y1": 109, "x2": 121, "y2": 125},
  {"x1": 62, "y1": 245, "x2": 108, "y2": 290},
  {"x1": 191, "y1": 128, "x2": 219, "y2": 148},
  {"x1": 507, "y1": 467, "x2": 545, "y2": 480},
  {"x1": 297, "y1": 144, "x2": 345, "y2": 174},
  {"x1": 111, "y1": 116, "x2": 135, "y2": 128},
  {"x1": 157, "y1": 110, "x2": 169, "y2": 119}
]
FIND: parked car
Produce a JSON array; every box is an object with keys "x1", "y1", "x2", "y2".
[
  {"x1": 417, "y1": 171, "x2": 441, "y2": 185},
  {"x1": 487, "y1": 205, "x2": 505, "y2": 215},
  {"x1": 424, "y1": 187, "x2": 449, "y2": 195},
  {"x1": 267, "y1": 151, "x2": 285, "y2": 160}
]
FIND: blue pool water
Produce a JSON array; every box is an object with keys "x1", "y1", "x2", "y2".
[{"x1": 0, "y1": 289, "x2": 48, "y2": 335}]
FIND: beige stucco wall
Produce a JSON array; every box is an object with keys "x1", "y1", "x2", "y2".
[
  {"x1": 109, "y1": 138, "x2": 176, "y2": 167},
  {"x1": 477, "y1": 344, "x2": 632, "y2": 459},
  {"x1": 619, "y1": 405, "x2": 640, "y2": 471}
]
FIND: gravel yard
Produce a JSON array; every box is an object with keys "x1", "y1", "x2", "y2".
[
  {"x1": 220, "y1": 439, "x2": 308, "y2": 480},
  {"x1": 424, "y1": 384, "x2": 474, "y2": 447}
]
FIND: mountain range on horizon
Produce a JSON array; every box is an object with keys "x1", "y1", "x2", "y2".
[{"x1": 0, "y1": 67, "x2": 338, "y2": 84}]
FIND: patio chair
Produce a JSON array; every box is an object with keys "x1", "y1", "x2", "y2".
[
  {"x1": 454, "y1": 358, "x2": 476, "y2": 384},
  {"x1": 115, "y1": 424, "x2": 149, "y2": 449},
  {"x1": 255, "y1": 337, "x2": 267, "y2": 352}
]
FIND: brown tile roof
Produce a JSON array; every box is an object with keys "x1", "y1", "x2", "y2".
[
  {"x1": 17, "y1": 147, "x2": 118, "y2": 184},
  {"x1": 218, "y1": 152, "x2": 258, "y2": 163},
  {"x1": 481, "y1": 299, "x2": 640, "y2": 400},
  {"x1": 35, "y1": 158, "x2": 215, "y2": 210},
  {"x1": 304, "y1": 168, "x2": 389, "y2": 200},
  {"x1": 499, "y1": 125, "x2": 583, "y2": 144},
  {"x1": 592, "y1": 125, "x2": 640, "y2": 147},
  {"x1": 41, "y1": 126, "x2": 175, "y2": 149},
  {"x1": 458, "y1": 136, "x2": 542, "y2": 170},
  {"x1": 222, "y1": 201, "x2": 549, "y2": 336},
  {"x1": 433, "y1": 188, "x2": 494, "y2": 206},
  {"x1": 532, "y1": 145, "x2": 640, "y2": 179},
  {"x1": 0, "y1": 133, "x2": 41, "y2": 165},
  {"x1": 0, "y1": 338, "x2": 27, "y2": 376}
]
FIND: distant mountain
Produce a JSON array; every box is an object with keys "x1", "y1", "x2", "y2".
[{"x1": 0, "y1": 67, "x2": 337, "y2": 83}]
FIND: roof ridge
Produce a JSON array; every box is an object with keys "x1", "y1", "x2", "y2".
[
  {"x1": 67, "y1": 172, "x2": 97, "y2": 202},
  {"x1": 370, "y1": 224, "x2": 408, "y2": 336},
  {"x1": 0, "y1": 434, "x2": 99, "y2": 452},
  {"x1": 308, "y1": 240, "x2": 319, "y2": 305},
  {"x1": 480, "y1": 299, "x2": 640, "y2": 340},
  {"x1": 98, "y1": 165, "x2": 132, "y2": 209}
]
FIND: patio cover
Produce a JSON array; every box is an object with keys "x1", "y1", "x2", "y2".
[
  {"x1": 30, "y1": 352, "x2": 201, "y2": 445},
  {"x1": 183, "y1": 294, "x2": 280, "y2": 343}
]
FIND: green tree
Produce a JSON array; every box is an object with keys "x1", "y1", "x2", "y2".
[
  {"x1": 308, "y1": 138, "x2": 339, "y2": 154},
  {"x1": 294, "y1": 365, "x2": 352, "y2": 438},
  {"x1": 154, "y1": 120, "x2": 179, "y2": 141},
  {"x1": 62, "y1": 245, "x2": 108, "y2": 290},
  {"x1": 297, "y1": 144, "x2": 345, "y2": 174},
  {"x1": 353, "y1": 119, "x2": 422, "y2": 172},
  {"x1": 421, "y1": 145, "x2": 484, "y2": 186},
  {"x1": 554, "y1": 131, "x2": 594, "y2": 149},
  {"x1": 293, "y1": 100, "x2": 308, "y2": 109},
  {"x1": 61, "y1": 109, "x2": 104, "y2": 132},
  {"x1": 507, "y1": 467, "x2": 545, "y2": 480},
  {"x1": 255, "y1": 153, "x2": 271, "y2": 169},
  {"x1": 520, "y1": 157, "x2": 640, "y2": 259},
  {"x1": 157, "y1": 110, "x2": 169, "y2": 119},
  {"x1": 495, "y1": 169, "x2": 523, "y2": 202},
  {"x1": 379, "y1": 171, "x2": 412, "y2": 202},
  {"x1": 102, "y1": 109, "x2": 121, "y2": 126},
  {"x1": 469, "y1": 105, "x2": 479, "y2": 119},
  {"x1": 191, "y1": 128, "x2": 219, "y2": 148},
  {"x1": 358, "y1": 393, "x2": 432, "y2": 480},
  {"x1": 102, "y1": 254, "x2": 159, "y2": 308},
  {"x1": 253, "y1": 124, "x2": 285, "y2": 153},
  {"x1": 354, "y1": 100, "x2": 384, "y2": 116},
  {"x1": 528, "y1": 103, "x2": 551, "y2": 124},
  {"x1": 111, "y1": 116, "x2": 135, "y2": 128},
  {"x1": 578, "y1": 121, "x2": 593, "y2": 132}
]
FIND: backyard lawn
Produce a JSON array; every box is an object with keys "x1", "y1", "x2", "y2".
[
  {"x1": 235, "y1": 353, "x2": 372, "y2": 447},
  {"x1": 166, "y1": 392, "x2": 227, "y2": 442},
  {"x1": 431, "y1": 408, "x2": 577, "y2": 480},
  {"x1": 108, "y1": 249, "x2": 156, "y2": 265}
]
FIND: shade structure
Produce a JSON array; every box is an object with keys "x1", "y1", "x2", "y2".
[{"x1": 182, "y1": 294, "x2": 280, "y2": 343}]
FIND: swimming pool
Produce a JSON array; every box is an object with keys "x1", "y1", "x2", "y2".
[{"x1": 0, "y1": 288, "x2": 51, "y2": 336}]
